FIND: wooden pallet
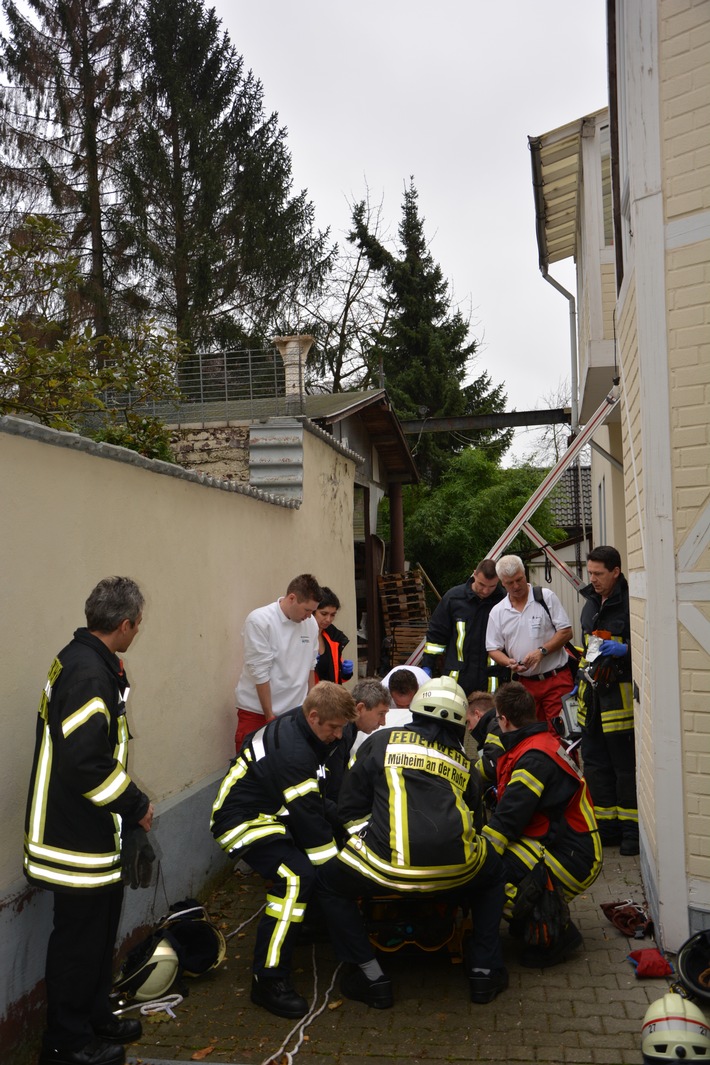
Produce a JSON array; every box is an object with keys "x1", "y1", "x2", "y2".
[{"x1": 377, "y1": 571, "x2": 428, "y2": 666}]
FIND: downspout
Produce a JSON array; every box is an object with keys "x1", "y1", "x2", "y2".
[{"x1": 540, "y1": 270, "x2": 579, "y2": 435}]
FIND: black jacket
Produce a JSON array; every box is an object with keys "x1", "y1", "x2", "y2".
[
  {"x1": 315, "y1": 623, "x2": 351, "y2": 684},
  {"x1": 24, "y1": 629, "x2": 149, "y2": 893},
  {"x1": 422, "y1": 581, "x2": 504, "y2": 693},
  {"x1": 336, "y1": 717, "x2": 487, "y2": 891},
  {"x1": 211, "y1": 707, "x2": 344, "y2": 866}
]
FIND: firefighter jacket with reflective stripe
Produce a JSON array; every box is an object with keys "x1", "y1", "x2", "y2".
[
  {"x1": 487, "y1": 724, "x2": 598, "y2": 843},
  {"x1": 422, "y1": 581, "x2": 504, "y2": 694},
  {"x1": 315, "y1": 624, "x2": 350, "y2": 685},
  {"x1": 211, "y1": 707, "x2": 343, "y2": 866},
  {"x1": 483, "y1": 723, "x2": 602, "y2": 898},
  {"x1": 577, "y1": 575, "x2": 634, "y2": 733},
  {"x1": 336, "y1": 718, "x2": 487, "y2": 892},
  {"x1": 24, "y1": 629, "x2": 149, "y2": 893}
]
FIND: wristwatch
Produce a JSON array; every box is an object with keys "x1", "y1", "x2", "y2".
[{"x1": 538, "y1": 646, "x2": 548, "y2": 656}]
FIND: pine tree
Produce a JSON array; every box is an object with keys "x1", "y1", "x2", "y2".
[
  {"x1": 0, "y1": 0, "x2": 136, "y2": 336},
  {"x1": 350, "y1": 180, "x2": 511, "y2": 483},
  {"x1": 117, "y1": 0, "x2": 331, "y2": 354}
]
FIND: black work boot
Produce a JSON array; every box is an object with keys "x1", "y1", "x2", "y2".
[
  {"x1": 620, "y1": 825, "x2": 640, "y2": 856},
  {"x1": 340, "y1": 964, "x2": 394, "y2": 1009},
  {"x1": 251, "y1": 972, "x2": 308, "y2": 1019},
  {"x1": 39, "y1": 1039, "x2": 125, "y2": 1065},
  {"x1": 93, "y1": 1017, "x2": 142, "y2": 1043},
  {"x1": 468, "y1": 967, "x2": 509, "y2": 1004}
]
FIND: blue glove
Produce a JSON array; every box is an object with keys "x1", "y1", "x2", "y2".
[
  {"x1": 341, "y1": 659, "x2": 354, "y2": 679},
  {"x1": 598, "y1": 640, "x2": 627, "y2": 657},
  {"x1": 421, "y1": 665, "x2": 433, "y2": 678},
  {"x1": 569, "y1": 685, "x2": 578, "y2": 698}
]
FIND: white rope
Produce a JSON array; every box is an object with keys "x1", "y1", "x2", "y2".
[
  {"x1": 259, "y1": 948, "x2": 342, "y2": 1065},
  {"x1": 113, "y1": 992, "x2": 184, "y2": 1020},
  {"x1": 225, "y1": 902, "x2": 266, "y2": 940}
]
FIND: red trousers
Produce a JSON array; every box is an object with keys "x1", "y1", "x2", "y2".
[{"x1": 518, "y1": 666, "x2": 574, "y2": 733}]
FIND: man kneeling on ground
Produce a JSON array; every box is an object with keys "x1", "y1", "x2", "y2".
[
  {"x1": 483, "y1": 682, "x2": 602, "y2": 968},
  {"x1": 211, "y1": 682, "x2": 357, "y2": 1019},
  {"x1": 316, "y1": 677, "x2": 508, "y2": 1008}
]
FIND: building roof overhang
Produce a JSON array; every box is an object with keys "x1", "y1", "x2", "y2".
[
  {"x1": 528, "y1": 109, "x2": 607, "y2": 271},
  {"x1": 305, "y1": 389, "x2": 419, "y2": 484}
]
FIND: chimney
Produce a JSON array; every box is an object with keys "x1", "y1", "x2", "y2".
[{"x1": 272, "y1": 335, "x2": 315, "y2": 398}]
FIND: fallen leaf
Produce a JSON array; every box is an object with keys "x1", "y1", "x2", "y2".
[
  {"x1": 191, "y1": 1047, "x2": 215, "y2": 1060},
  {"x1": 327, "y1": 999, "x2": 344, "y2": 1010}
]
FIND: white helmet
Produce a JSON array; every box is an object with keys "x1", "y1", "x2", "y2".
[
  {"x1": 410, "y1": 676, "x2": 467, "y2": 728},
  {"x1": 113, "y1": 936, "x2": 179, "y2": 1002},
  {"x1": 641, "y1": 992, "x2": 710, "y2": 1063}
]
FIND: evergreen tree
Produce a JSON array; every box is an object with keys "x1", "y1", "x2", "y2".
[
  {"x1": 350, "y1": 180, "x2": 511, "y2": 483},
  {"x1": 0, "y1": 0, "x2": 136, "y2": 336},
  {"x1": 118, "y1": 0, "x2": 331, "y2": 354}
]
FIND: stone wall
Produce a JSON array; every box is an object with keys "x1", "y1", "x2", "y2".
[{"x1": 171, "y1": 424, "x2": 250, "y2": 482}]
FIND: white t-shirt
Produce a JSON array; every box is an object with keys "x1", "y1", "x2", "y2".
[
  {"x1": 485, "y1": 586, "x2": 571, "y2": 675},
  {"x1": 234, "y1": 599, "x2": 318, "y2": 716},
  {"x1": 381, "y1": 665, "x2": 431, "y2": 729}
]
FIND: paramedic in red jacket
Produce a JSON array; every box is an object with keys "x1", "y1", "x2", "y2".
[{"x1": 483, "y1": 683, "x2": 602, "y2": 968}]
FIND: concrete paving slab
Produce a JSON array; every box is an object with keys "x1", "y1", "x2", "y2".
[{"x1": 124, "y1": 851, "x2": 695, "y2": 1065}]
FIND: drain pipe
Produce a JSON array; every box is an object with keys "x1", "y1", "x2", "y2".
[{"x1": 542, "y1": 269, "x2": 579, "y2": 435}]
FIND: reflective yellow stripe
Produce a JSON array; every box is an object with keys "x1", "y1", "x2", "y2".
[
  {"x1": 424, "y1": 642, "x2": 446, "y2": 656},
  {"x1": 265, "y1": 863, "x2": 302, "y2": 968},
  {"x1": 305, "y1": 841, "x2": 339, "y2": 864},
  {"x1": 482, "y1": 825, "x2": 507, "y2": 855},
  {"x1": 283, "y1": 778, "x2": 319, "y2": 803},
  {"x1": 508, "y1": 767, "x2": 545, "y2": 798},
  {"x1": 63, "y1": 698, "x2": 110, "y2": 737},
  {"x1": 24, "y1": 858, "x2": 122, "y2": 889},
  {"x1": 25, "y1": 839, "x2": 119, "y2": 868},
  {"x1": 216, "y1": 816, "x2": 286, "y2": 854},
  {"x1": 387, "y1": 765, "x2": 409, "y2": 866},
  {"x1": 455, "y1": 621, "x2": 465, "y2": 661},
  {"x1": 38, "y1": 658, "x2": 63, "y2": 722},
  {"x1": 85, "y1": 766, "x2": 130, "y2": 805},
  {"x1": 338, "y1": 838, "x2": 485, "y2": 892}
]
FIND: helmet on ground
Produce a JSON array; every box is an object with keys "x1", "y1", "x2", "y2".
[
  {"x1": 410, "y1": 676, "x2": 467, "y2": 728},
  {"x1": 162, "y1": 903, "x2": 227, "y2": 977},
  {"x1": 678, "y1": 930, "x2": 710, "y2": 1003},
  {"x1": 113, "y1": 935, "x2": 179, "y2": 1002},
  {"x1": 641, "y1": 992, "x2": 710, "y2": 1063}
]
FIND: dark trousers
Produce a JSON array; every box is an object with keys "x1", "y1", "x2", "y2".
[
  {"x1": 316, "y1": 846, "x2": 506, "y2": 973},
  {"x1": 581, "y1": 715, "x2": 637, "y2": 838},
  {"x1": 245, "y1": 838, "x2": 318, "y2": 978},
  {"x1": 44, "y1": 886, "x2": 124, "y2": 1051}
]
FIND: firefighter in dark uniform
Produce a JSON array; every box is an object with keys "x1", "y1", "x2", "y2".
[
  {"x1": 316, "y1": 676, "x2": 509, "y2": 1007},
  {"x1": 211, "y1": 682, "x2": 357, "y2": 1019},
  {"x1": 421, "y1": 560, "x2": 504, "y2": 690},
  {"x1": 577, "y1": 545, "x2": 637, "y2": 854},
  {"x1": 484, "y1": 682, "x2": 602, "y2": 967},
  {"x1": 25, "y1": 577, "x2": 153, "y2": 1065}
]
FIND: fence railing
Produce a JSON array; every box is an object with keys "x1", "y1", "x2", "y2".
[{"x1": 101, "y1": 348, "x2": 306, "y2": 426}]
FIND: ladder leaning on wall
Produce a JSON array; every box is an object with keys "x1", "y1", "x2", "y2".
[{"x1": 405, "y1": 386, "x2": 621, "y2": 667}]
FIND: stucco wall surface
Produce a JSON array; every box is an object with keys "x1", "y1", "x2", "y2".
[{"x1": 0, "y1": 417, "x2": 356, "y2": 1053}]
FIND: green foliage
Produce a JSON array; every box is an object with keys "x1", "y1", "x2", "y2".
[
  {"x1": 402, "y1": 448, "x2": 565, "y2": 593},
  {"x1": 117, "y1": 0, "x2": 332, "y2": 350},
  {"x1": 0, "y1": 216, "x2": 183, "y2": 458},
  {"x1": 0, "y1": 0, "x2": 137, "y2": 335},
  {"x1": 350, "y1": 180, "x2": 512, "y2": 483},
  {"x1": 89, "y1": 416, "x2": 174, "y2": 462}
]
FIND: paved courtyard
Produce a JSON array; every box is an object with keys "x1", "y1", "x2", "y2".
[{"x1": 126, "y1": 849, "x2": 686, "y2": 1065}]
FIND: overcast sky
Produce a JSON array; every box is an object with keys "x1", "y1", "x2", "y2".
[{"x1": 220, "y1": 1, "x2": 609, "y2": 462}]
